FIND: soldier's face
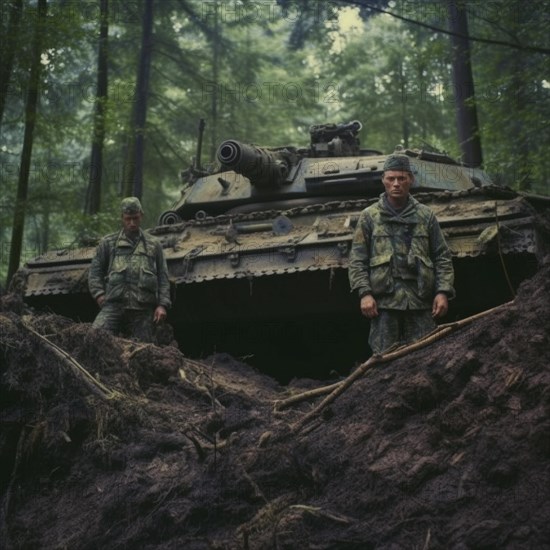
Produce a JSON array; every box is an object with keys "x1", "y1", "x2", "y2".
[
  {"x1": 382, "y1": 170, "x2": 413, "y2": 202},
  {"x1": 122, "y1": 212, "x2": 143, "y2": 235}
]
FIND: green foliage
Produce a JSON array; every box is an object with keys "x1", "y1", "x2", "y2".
[
  {"x1": 466, "y1": 0, "x2": 550, "y2": 193},
  {"x1": 1, "y1": 0, "x2": 549, "y2": 285}
]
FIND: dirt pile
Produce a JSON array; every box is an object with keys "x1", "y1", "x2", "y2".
[{"x1": 1, "y1": 261, "x2": 550, "y2": 549}]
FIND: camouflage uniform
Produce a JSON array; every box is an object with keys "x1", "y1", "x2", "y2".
[
  {"x1": 348, "y1": 192, "x2": 454, "y2": 353},
  {"x1": 88, "y1": 202, "x2": 171, "y2": 342}
]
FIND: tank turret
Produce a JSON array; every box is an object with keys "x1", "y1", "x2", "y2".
[{"x1": 161, "y1": 121, "x2": 494, "y2": 222}]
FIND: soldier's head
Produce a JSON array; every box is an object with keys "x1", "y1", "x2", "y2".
[
  {"x1": 120, "y1": 197, "x2": 144, "y2": 235},
  {"x1": 382, "y1": 155, "x2": 414, "y2": 206}
]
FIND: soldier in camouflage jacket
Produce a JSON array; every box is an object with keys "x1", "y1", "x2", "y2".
[
  {"x1": 348, "y1": 155, "x2": 454, "y2": 353},
  {"x1": 88, "y1": 197, "x2": 171, "y2": 342}
]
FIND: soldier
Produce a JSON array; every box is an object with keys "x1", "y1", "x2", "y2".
[
  {"x1": 88, "y1": 197, "x2": 171, "y2": 342},
  {"x1": 348, "y1": 154, "x2": 455, "y2": 354}
]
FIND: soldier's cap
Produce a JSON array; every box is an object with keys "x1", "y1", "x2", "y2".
[
  {"x1": 121, "y1": 197, "x2": 143, "y2": 215},
  {"x1": 383, "y1": 154, "x2": 412, "y2": 173}
]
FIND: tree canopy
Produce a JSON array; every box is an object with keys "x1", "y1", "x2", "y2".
[{"x1": 1, "y1": 0, "x2": 549, "y2": 285}]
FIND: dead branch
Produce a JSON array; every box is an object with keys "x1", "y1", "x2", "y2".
[
  {"x1": 289, "y1": 301, "x2": 514, "y2": 433},
  {"x1": 289, "y1": 356, "x2": 381, "y2": 433},
  {"x1": 21, "y1": 318, "x2": 122, "y2": 401},
  {"x1": 0, "y1": 425, "x2": 27, "y2": 543},
  {"x1": 273, "y1": 381, "x2": 342, "y2": 411}
]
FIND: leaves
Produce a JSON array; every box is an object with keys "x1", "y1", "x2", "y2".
[{"x1": 1, "y1": 0, "x2": 548, "y2": 285}]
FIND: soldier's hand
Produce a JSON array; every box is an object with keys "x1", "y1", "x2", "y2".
[
  {"x1": 153, "y1": 305, "x2": 167, "y2": 324},
  {"x1": 96, "y1": 294, "x2": 105, "y2": 308},
  {"x1": 432, "y1": 293, "x2": 448, "y2": 318},
  {"x1": 360, "y1": 294, "x2": 378, "y2": 318}
]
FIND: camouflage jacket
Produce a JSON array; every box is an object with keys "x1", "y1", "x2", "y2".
[
  {"x1": 88, "y1": 229, "x2": 171, "y2": 310},
  {"x1": 348, "y1": 193, "x2": 455, "y2": 310}
]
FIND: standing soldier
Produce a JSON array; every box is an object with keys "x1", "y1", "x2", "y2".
[
  {"x1": 88, "y1": 197, "x2": 171, "y2": 342},
  {"x1": 348, "y1": 154, "x2": 455, "y2": 354}
]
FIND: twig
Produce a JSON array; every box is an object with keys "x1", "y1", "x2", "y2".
[
  {"x1": 272, "y1": 503, "x2": 354, "y2": 548},
  {"x1": 125, "y1": 343, "x2": 150, "y2": 361},
  {"x1": 289, "y1": 301, "x2": 514, "y2": 433},
  {"x1": 288, "y1": 504, "x2": 353, "y2": 524},
  {"x1": 274, "y1": 381, "x2": 342, "y2": 411},
  {"x1": 494, "y1": 201, "x2": 516, "y2": 299},
  {"x1": 21, "y1": 319, "x2": 122, "y2": 401},
  {"x1": 289, "y1": 356, "x2": 381, "y2": 433},
  {"x1": 0, "y1": 426, "x2": 27, "y2": 544},
  {"x1": 422, "y1": 527, "x2": 432, "y2": 550}
]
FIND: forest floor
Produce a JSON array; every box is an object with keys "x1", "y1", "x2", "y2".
[{"x1": 1, "y1": 258, "x2": 550, "y2": 549}]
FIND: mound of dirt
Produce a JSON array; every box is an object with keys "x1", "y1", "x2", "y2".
[{"x1": 1, "y1": 261, "x2": 550, "y2": 549}]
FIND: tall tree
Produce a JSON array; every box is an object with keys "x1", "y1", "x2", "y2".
[
  {"x1": 447, "y1": 0, "x2": 483, "y2": 167},
  {"x1": 0, "y1": 0, "x2": 23, "y2": 130},
  {"x1": 85, "y1": 0, "x2": 109, "y2": 214},
  {"x1": 123, "y1": 0, "x2": 154, "y2": 199},
  {"x1": 209, "y1": 1, "x2": 220, "y2": 159},
  {"x1": 468, "y1": 0, "x2": 549, "y2": 192},
  {"x1": 7, "y1": 0, "x2": 48, "y2": 285}
]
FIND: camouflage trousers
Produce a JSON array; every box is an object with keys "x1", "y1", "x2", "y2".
[
  {"x1": 369, "y1": 309, "x2": 435, "y2": 354},
  {"x1": 92, "y1": 303, "x2": 154, "y2": 343}
]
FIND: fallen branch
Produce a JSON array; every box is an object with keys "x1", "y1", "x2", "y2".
[
  {"x1": 288, "y1": 301, "x2": 514, "y2": 433},
  {"x1": 21, "y1": 318, "x2": 122, "y2": 401},
  {"x1": 0, "y1": 426, "x2": 27, "y2": 544},
  {"x1": 287, "y1": 504, "x2": 353, "y2": 524},
  {"x1": 289, "y1": 356, "x2": 380, "y2": 433},
  {"x1": 273, "y1": 381, "x2": 342, "y2": 411}
]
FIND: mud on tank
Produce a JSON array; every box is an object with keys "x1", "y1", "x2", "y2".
[{"x1": 17, "y1": 121, "x2": 550, "y2": 380}]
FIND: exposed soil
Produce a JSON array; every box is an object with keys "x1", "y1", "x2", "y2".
[{"x1": 1, "y1": 259, "x2": 550, "y2": 549}]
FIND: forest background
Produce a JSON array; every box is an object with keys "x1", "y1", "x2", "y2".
[{"x1": 1, "y1": 0, "x2": 549, "y2": 286}]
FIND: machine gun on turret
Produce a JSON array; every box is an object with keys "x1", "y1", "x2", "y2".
[{"x1": 309, "y1": 120, "x2": 362, "y2": 157}]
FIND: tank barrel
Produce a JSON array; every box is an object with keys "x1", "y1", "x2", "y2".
[
  {"x1": 217, "y1": 140, "x2": 292, "y2": 189},
  {"x1": 218, "y1": 140, "x2": 241, "y2": 166}
]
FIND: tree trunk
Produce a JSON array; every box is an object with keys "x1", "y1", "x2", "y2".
[
  {"x1": 209, "y1": 3, "x2": 220, "y2": 160},
  {"x1": 447, "y1": 0, "x2": 483, "y2": 167},
  {"x1": 7, "y1": 0, "x2": 47, "y2": 286},
  {"x1": 398, "y1": 59, "x2": 409, "y2": 148},
  {"x1": 123, "y1": 0, "x2": 154, "y2": 199},
  {"x1": 85, "y1": 0, "x2": 109, "y2": 215},
  {"x1": 0, "y1": 0, "x2": 23, "y2": 130}
]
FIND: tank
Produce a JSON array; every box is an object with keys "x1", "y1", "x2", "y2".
[{"x1": 14, "y1": 121, "x2": 550, "y2": 378}]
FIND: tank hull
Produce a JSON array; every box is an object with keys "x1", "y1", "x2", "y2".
[
  {"x1": 14, "y1": 121, "x2": 550, "y2": 377},
  {"x1": 18, "y1": 185, "x2": 547, "y2": 378}
]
